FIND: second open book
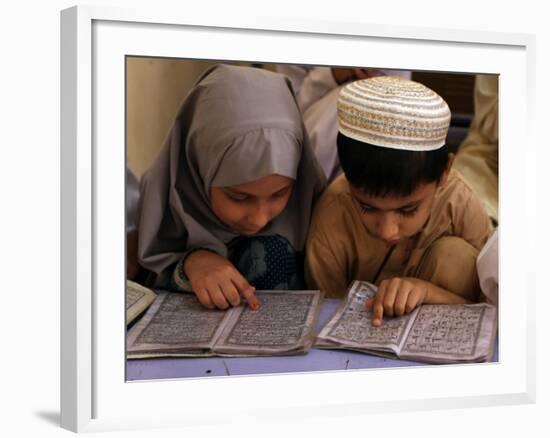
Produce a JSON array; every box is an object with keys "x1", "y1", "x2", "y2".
[{"x1": 315, "y1": 281, "x2": 497, "y2": 364}]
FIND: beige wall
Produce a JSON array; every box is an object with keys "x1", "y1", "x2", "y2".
[{"x1": 126, "y1": 58, "x2": 218, "y2": 177}]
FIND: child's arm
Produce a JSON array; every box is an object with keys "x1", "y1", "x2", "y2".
[
  {"x1": 366, "y1": 277, "x2": 469, "y2": 327},
  {"x1": 457, "y1": 178, "x2": 494, "y2": 250},
  {"x1": 305, "y1": 188, "x2": 353, "y2": 298},
  {"x1": 305, "y1": 234, "x2": 349, "y2": 298},
  {"x1": 180, "y1": 250, "x2": 260, "y2": 311}
]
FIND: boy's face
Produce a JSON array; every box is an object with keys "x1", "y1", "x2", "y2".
[{"x1": 349, "y1": 177, "x2": 446, "y2": 245}]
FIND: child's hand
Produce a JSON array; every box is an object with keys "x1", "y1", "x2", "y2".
[
  {"x1": 184, "y1": 250, "x2": 260, "y2": 311},
  {"x1": 366, "y1": 277, "x2": 430, "y2": 327}
]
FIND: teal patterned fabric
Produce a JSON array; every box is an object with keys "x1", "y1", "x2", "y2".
[{"x1": 228, "y1": 234, "x2": 303, "y2": 290}]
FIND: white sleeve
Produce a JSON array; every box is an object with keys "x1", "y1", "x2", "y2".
[
  {"x1": 275, "y1": 65, "x2": 310, "y2": 95},
  {"x1": 294, "y1": 67, "x2": 338, "y2": 112},
  {"x1": 379, "y1": 69, "x2": 412, "y2": 79},
  {"x1": 476, "y1": 229, "x2": 498, "y2": 306},
  {"x1": 302, "y1": 86, "x2": 341, "y2": 180}
]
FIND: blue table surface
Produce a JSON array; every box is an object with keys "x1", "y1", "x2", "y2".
[{"x1": 126, "y1": 298, "x2": 499, "y2": 381}]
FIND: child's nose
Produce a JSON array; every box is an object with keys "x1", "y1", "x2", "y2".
[
  {"x1": 376, "y1": 214, "x2": 399, "y2": 241},
  {"x1": 248, "y1": 203, "x2": 271, "y2": 229}
]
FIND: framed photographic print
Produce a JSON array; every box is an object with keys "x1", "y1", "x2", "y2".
[{"x1": 61, "y1": 4, "x2": 536, "y2": 433}]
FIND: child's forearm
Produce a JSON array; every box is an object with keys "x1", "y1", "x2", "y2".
[{"x1": 425, "y1": 283, "x2": 471, "y2": 305}]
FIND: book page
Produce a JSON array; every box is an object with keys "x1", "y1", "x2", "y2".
[
  {"x1": 316, "y1": 281, "x2": 418, "y2": 353},
  {"x1": 126, "y1": 280, "x2": 157, "y2": 325},
  {"x1": 214, "y1": 290, "x2": 322, "y2": 355},
  {"x1": 399, "y1": 303, "x2": 497, "y2": 363},
  {"x1": 127, "y1": 291, "x2": 233, "y2": 358}
]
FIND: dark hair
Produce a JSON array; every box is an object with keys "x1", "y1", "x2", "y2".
[{"x1": 337, "y1": 132, "x2": 451, "y2": 197}]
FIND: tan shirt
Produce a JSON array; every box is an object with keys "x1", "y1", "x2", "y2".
[{"x1": 305, "y1": 169, "x2": 492, "y2": 298}]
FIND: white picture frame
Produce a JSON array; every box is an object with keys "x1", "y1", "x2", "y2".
[{"x1": 60, "y1": 4, "x2": 536, "y2": 433}]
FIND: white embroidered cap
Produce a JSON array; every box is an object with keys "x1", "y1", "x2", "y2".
[{"x1": 337, "y1": 76, "x2": 451, "y2": 151}]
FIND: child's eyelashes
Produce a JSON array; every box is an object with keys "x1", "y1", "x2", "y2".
[
  {"x1": 399, "y1": 207, "x2": 418, "y2": 217},
  {"x1": 272, "y1": 187, "x2": 291, "y2": 198},
  {"x1": 223, "y1": 187, "x2": 291, "y2": 203},
  {"x1": 225, "y1": 192, "x2": 250, "y2": 202},
  {"x1": 359, "y1": 205, "x2": 376, "y2": 214},
  {"x1": 358, "y1": 204, "x2": 418, "y2": 217}
]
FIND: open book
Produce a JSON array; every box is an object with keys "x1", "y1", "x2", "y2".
[
  {"x1": 126, "y1": 280, "x2": 157, "y2": 325},
  {"x1": 127, "y1": 289, "x2": 323, "y2": 359},
  {"x1": 315, "y1": 281, "x2": 497, "y2": 364}
]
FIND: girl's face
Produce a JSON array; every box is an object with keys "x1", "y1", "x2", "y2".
[{"x1": 210, "y1": 175, "x2": 294, "y2": 236}]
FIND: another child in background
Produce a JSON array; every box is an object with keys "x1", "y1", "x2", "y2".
[
  {"x1": 305, "y1": 76, "x2": 492, "y2": 326},
  {"x1": 453, "y1": 74, "x2": 499, "y2": 225},
  {"x1": 137, "y1": 64, "x2": 326, "y2": 310}
]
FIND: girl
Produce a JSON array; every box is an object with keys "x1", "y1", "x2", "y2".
[{"x1": 137, "y1": 64, "x2": 326, "y2": 310}]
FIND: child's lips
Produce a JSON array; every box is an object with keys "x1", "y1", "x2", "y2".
[
  {"x1": 239, "y1": 226, "x2": 262, "y2": 235},
  {"x1": 386, "y1": 238, "x2": 400, "y2": 245}
]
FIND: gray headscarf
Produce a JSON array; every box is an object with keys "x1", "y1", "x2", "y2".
[{"x1": 137, "y1": 64, "x2": 326, "y2": 285}]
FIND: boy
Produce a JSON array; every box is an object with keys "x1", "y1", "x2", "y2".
[{"x1": 305, "y1": 76, "x2": 492, "y2": 326}]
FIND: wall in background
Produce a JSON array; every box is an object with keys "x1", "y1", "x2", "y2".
[{"x1": 126, "y1": 58, "x2": 218, "y2": 177}]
